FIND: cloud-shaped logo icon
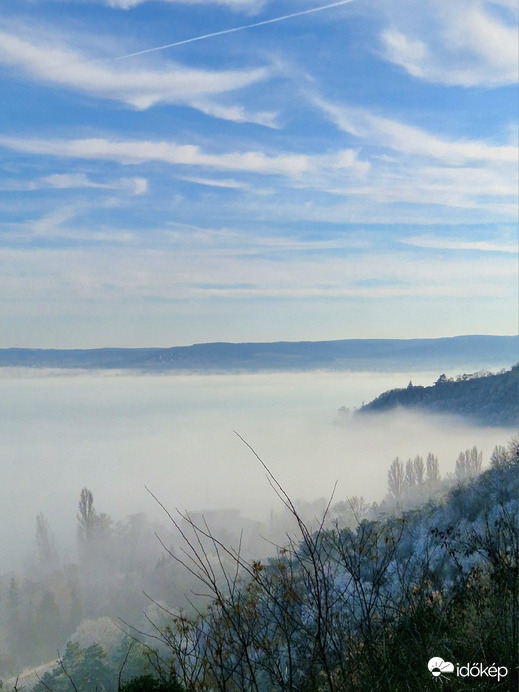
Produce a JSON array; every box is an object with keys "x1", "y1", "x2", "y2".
[{"x1": 428, "y1": 657, "x2": 454, "y2": 677}]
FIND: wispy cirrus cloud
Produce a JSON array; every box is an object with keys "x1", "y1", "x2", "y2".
[
  {"x1": 189, "y1": 99, "x2": 279, "y2": 128},
  {"x1": 43, "y1": 173, "x2": 148, "y2": 195},
  {"x1": 315, "y1": 97, "x2": 517, "y2": 164},
  {"x1": 163, "y1": 224, "x2": 371, "y2": 254},
  {"x1": 0, "y1": 25, "x2": 273, "y2": 118},
  {"x1": 178, "y1": 176, "x2": 250, "y2": 190},
  {"x1": 1, "y1": 203, "x2": 139, "y2": 244},
  {"x1": 2, "y1": 123, "x2": 512, "y2": 222},
  {"x1": 323, "y1": 162, "x2": 518, "y2": 216},
  {"x1": 0, "y1": 135, "x2": 366, "y2": 180},
  {"x1": 106, "y1": 0, "x2": 264, "y2": 9},
  {"x1": 378, "y1": 0, "x2": 518, "y2": 87},
  {"x1": 0, "y1": 173, "x2": 148, "y2": 195},
  {"x1": 307, "y1": 95, "x2": 517, "y2": 217},
  {"x1": 401, "y1": 236, "x2": 518, "y2": 254},
  {"x1": 1, "y1": 236, "x2": 514, "y2": 305}
]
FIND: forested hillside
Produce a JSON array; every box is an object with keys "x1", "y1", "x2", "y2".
[
  {"x1": 142, "y1": 440, "x2": 517, "y2": 691},
  {"x1": 357, "y1": 365, "x2": 518, "y2": 426}
]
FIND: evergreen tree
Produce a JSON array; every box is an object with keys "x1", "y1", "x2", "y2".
[{"x1": 120, "y1": 674, "x2": 185, "y2": 692}]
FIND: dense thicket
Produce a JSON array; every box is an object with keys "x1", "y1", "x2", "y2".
[{"x1": 135, "y1": 438, "x2": 518, "y2": 691}]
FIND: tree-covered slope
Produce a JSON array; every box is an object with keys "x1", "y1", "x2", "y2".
[
  {"x1": 3, "y1": 441, "x2": 518, "y2": 691},
  {"x1": 357, "y1": 365, "x2": 518, "y2": 426},
  {"x1": 118, "y1": 440, "x2": 518, "y2": 691}
]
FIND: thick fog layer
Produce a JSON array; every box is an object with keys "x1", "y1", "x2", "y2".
[{"x1": 0, "y1": 369, "x2": 514, "y2": 572}]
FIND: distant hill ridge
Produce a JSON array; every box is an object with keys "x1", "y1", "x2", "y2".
[
  {"x1": 357, "y1": 364, "x2": 519, "y2": 426},
  {"x1": 0, "y1": 335, "x2": 517, "y2": 373}
]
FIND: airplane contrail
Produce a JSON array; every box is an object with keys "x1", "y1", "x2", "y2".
[{"x1": 117, "y1": 0, "x2": 356, "y2": 59}]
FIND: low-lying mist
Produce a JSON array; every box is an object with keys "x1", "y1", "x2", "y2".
[{"x1": 1, "y1": 369, "x2": 514, "y2": 572}]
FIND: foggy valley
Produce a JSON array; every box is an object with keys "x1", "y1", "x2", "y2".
[
  {"x1": 2, "y1": 0, "x2": 517, "y2": 685},
  {"x1": 0, "y1": 364, "x2": 517, "y2": 688},
  {"x1": 1, "y1": 368, "x2": 514, "y2": 571}
]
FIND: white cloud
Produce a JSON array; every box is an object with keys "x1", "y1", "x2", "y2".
[
  {"x1": 401, "y1": 236, "x2": 518, "y2": 254},
  {"x1": 316, "y1": 98, "x2": 517, "y2": 164},
  {"x1": 130, "y1": 178, "x2": 149, "y2": 195},
  {"x1": 379, "y1": 0, "x2": 518, "y2": 87},
  {"x1": 0, "y1": 135, "x2": 367, "y2": 180},
  {"x1": 2, "y1": 205, "x2": 137, "y2": 244},
  {"x1": 43, "y1": 173, "x2": 148, "y2": 195},
  {"x1": 381, "y1": 30, "x2": 429, "y2": 79},
  {"x1": 190, "y1": 99, "x2": 280, "y2": 128},
  {"x1": 309, "y1": 96, "x2": 517, "y2": 216},
  {"x1": 0, "y1": 26, "x2": 272, "y2": 117},
  {"x1": 226, "y1": 193, "x2": 516, "y2": 227},
  {"x1": 0, "y1": 241, "x2": 514, "y2": 306},
  {"x1": 106, "y1": 0, "x2": 263, "y2": 9},
  {"x1": 163, "y1": 224, "x2": 371, "y2": 254},
  {"x1": 325, "y1": 165, "x2": 517, "y2": 214},
  {"x1": 179, "y1": 176, "x2": 249, "y2": 189},
  {"x1": 0, "y1": 173, "x2": 148, "y2": 195},
  {"x1": 3, "y1": 122, "x2": 512, "y2": 222},
  {"x1": 30, "y1": 206, "x2": 80, "y2": 237}
]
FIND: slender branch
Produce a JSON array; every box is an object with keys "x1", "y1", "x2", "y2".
[
  {"x1": 117, "y1": 640, "x2": 134, "y2": 691},
  {"x1": 57, "y1": 649, "x2": 78, "y2": 692}
]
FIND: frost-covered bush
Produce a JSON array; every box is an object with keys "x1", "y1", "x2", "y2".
[{"x1": 140, "y1": 438, "x2": 518, "y2": 691}]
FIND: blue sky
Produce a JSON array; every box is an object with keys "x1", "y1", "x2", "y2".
[{"x1": 0, "y1": 0, "x2": 517, "y2": 347}]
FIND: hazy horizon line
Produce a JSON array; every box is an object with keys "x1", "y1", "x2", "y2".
[{"x1": 1, "y1": 333, "x2": 518, "y2": 351}]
